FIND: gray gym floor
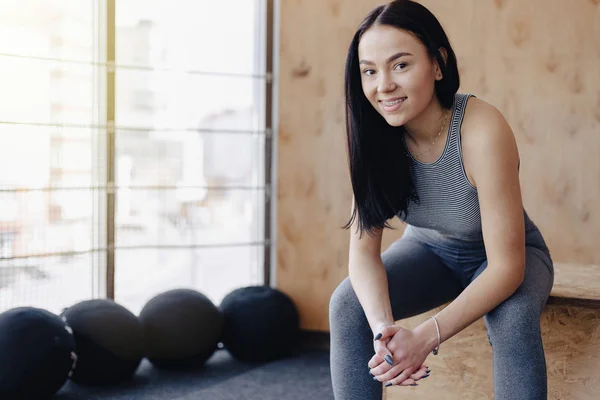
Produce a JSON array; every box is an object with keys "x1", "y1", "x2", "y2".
[{"x1": 55, "y1": 349, "x2": 333, "y2": 400}]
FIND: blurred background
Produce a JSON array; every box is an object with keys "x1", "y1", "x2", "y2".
[
  {"x1": 0, "y1": 0, "x2": 269, "y2": 315},
  {"x1": 0, "y1": 0, "x2": 599, "y2": 398}
]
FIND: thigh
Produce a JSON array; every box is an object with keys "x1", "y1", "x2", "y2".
[
  {"x1": 472, "y1": 244, "x2": 554, "y2": 337},
  {"x1": 383, "y1": 233, "x2": 463, "y2": 321}
]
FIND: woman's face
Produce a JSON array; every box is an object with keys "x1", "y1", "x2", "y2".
[{"x1": 358, "y1": 24, "x2": 441, "y2": 127}]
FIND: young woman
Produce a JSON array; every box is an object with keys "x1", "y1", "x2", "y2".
[{"x1": 329, "y1": 1, "x2": 554, "y2": 399}]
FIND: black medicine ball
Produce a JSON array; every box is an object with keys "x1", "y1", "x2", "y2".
[
  {"x1": 220, "y1": 286, "x2": 300, "y2": 362},
  {"x1": 139, "y1": 288, "x2": 224, "y2": 369},
  {"x1": 61, "y1": 299, "x2": 144, "y2": 385},
  {"x1": 0, "y1": 307, "x2": 76, "y2": 400}
]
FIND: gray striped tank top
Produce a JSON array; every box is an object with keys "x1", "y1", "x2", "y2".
[{"x1": 398, "y1": 93, "x2": 534, "y2": 241}]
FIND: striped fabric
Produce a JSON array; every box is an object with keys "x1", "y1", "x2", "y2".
[{"x1": 398, "y1": 93, "x2": 532, "y2": 241}]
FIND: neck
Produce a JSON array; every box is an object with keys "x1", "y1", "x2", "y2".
[{"x1": 404, "y1": 98, "x2": 449, "y2": 144}]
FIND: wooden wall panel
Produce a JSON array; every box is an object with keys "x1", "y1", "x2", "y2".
[
  {"x1": 276, "y1": 0, "x2": 382, "y2": 330},
  {"x1": 277, "y1": 0, "x2": 600, "y2": 331}
]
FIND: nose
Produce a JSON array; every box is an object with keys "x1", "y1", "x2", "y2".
[{"x1": 377, "y1": 73, "x2": 396, "y2": 93}]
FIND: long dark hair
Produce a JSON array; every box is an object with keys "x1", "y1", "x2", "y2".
[{"x1": 344, "y1": 0, "x2": 460, "y2": 236}]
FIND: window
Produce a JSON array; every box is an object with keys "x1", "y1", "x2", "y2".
[{"x1": 0, "y1": 0, "x2": 272, "y2": 315}]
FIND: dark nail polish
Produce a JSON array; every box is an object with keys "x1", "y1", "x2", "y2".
[
  {"x1": 384, "y1": 382, "x2": 392, "y2": 387},
  {"x1": 410, "y1": 383, "x2": 418, "y2": 386},
  {"x1": 373, "y1": 333, "x2": 382, "y2": 341},
  {"x1": 422, "y1": 373, "x2": 431, "y2": 379},
  {"x1": 426, "y1": 368, "x2": 431, "y2": 374},
  {"x1": 384, "y1": 355, "x2": 394, "y2": 366}
]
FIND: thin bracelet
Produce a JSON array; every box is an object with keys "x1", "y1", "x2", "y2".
[{"x1": 431, "y1": 316, "x2": 441, "y2": 355}]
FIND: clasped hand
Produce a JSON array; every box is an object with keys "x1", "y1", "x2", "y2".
[{"x1": 368, "y1": 324, "x2": 431, "y2": 387}]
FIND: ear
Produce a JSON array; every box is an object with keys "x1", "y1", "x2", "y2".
[{"x1": 434, "y1": 47, "x2": 448, "y2": 81}]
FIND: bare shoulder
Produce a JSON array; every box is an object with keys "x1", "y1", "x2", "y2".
[
  {"x1": 461, "y1": 97, "x2": 514, "y2": 146},
  {"x1": 459, "y1": 96, "x2": 519, "y2": 186}
]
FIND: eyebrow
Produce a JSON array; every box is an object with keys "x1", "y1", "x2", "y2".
[{"x1": 359, "y1": 52, "x2": 413, "y2": 65}]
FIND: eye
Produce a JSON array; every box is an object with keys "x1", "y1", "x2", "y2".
[
  {"x1": 362, "y1": 69, "x2": 376, "y2": 76},
  {"x1": 394, "y1": 62, "x2": 407, "y2": 70}
]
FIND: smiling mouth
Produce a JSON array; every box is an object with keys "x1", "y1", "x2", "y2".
[{"x1": 380, "y1": 97, "x2": 407, "y2": 107}]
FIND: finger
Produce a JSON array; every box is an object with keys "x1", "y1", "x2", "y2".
[
  {"x1": 371, "y1": 353, "x2": 393, "y2": 373},
  {"x1": 368, "y1": 354, "x2": 388, "y2": 376},
  {"x1": 369, "y1": 358, "x2": 395, "y2": 378},
  {"x1": 377, "y1": 362, "x2": 412, "y2": 382},
  {"x1": 370, "y1": 362, "x2": 387, "y2": 377},
  {"x1": 373, "y1": 364, "x2": 404, "y2": 382},
  {"x1": 374, "y1": 342, "x2": 394, "y2": 367},
  {"x1": 393, "y1": 365, "x2": 430, "y2": 386},
  {"x1": 374, "y1": 325, "x2": 401, "y2": 341},
  {"x1": 409, "y1": 365, "x2": 431, "y2": 380},
  {"x1": 399, "y1": 371, "x2": 430, "y2": 386},
  {"x1": 384, "y1": 366, "x2": 418, "y2": 387},
  {"x1": 367, "y1": 353, "x2": 385, "y2": 369},
  {"x1": 397, "y1": 378, "x2": 418, "y2": 386}
]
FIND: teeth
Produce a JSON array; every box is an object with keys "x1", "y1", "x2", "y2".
[{"x1": 383, "y1": 98, "x2": 405, "y2": 106}]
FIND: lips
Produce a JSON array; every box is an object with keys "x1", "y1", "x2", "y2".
[
  {"x1": 379, "y1": 97, "x2": 407, "y2": 106},
  {"x1": 379, "y1": 96, "x2": 407, "y2": 113}
]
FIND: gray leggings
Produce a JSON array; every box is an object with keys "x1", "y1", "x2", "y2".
[{"x1": 329, "y1": 225, "x2": 554, "y2": 400}]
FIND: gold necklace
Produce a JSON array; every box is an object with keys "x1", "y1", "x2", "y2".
[{"x1": 407, "y1": 109, "x2": 450, "y2": 158}]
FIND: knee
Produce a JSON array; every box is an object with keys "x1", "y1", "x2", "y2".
[
  {"x1": 485, "y1": 297, "x2": 542, "y2": 344},
  {"x1": 329, "y1": 278, "x2": 364, "y2": 329}
]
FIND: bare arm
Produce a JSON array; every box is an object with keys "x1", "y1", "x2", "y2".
[
  {"x1": 413, "y1": 99, "x2": 526, "y2": 351},
  {"x1": 348, "y1": 201, "x2": 393, "y2": 337}
]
